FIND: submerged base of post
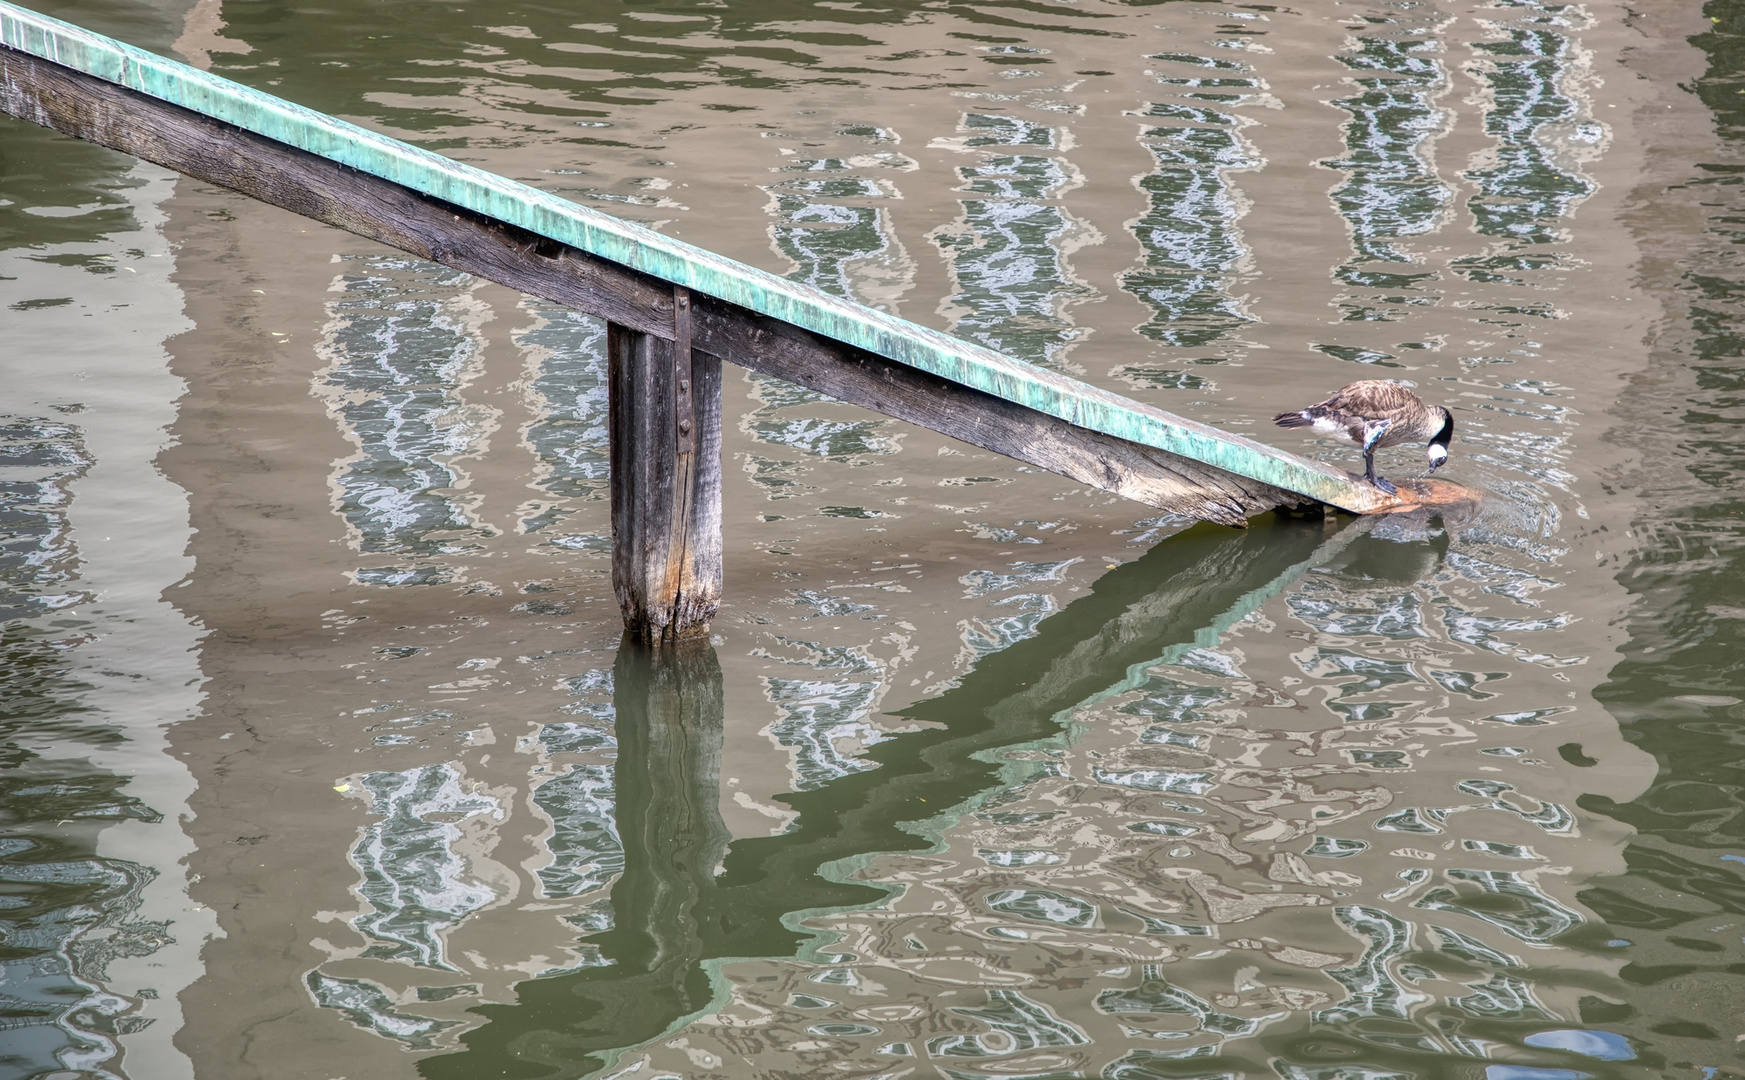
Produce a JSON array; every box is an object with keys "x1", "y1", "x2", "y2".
[{"x1": 609, "y1": 288, "x2": 724, "y2": 644}]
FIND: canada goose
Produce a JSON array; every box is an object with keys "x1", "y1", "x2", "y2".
[{"x1": 1273, "y1": 380, "x2": 1453, "y2": 496}]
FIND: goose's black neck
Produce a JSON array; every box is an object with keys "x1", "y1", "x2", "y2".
[{"x1": 1431, "y1": 407, "x2": 1454, "y2": 447}]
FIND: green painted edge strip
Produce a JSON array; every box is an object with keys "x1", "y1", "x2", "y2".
[{"x1": 0, "y1": 0, "x2": 1382, "y2": 513}]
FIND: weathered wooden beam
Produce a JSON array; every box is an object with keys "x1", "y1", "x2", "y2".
[
  {"x1": 0, "y1": 45, "x2": 678, "y2": 338},
  {"x1": 1, "y1": 2, "x2": 1402, "y2": 516},
  {"x1": 0, "y1": 43, "x2": 1306, "y2": 526},
  {"x1": 690, "y1": 303, "x2": 1303, "y2": 526},
  {"x1": 608, "y1": 290, "x2": 724, "y2": 643}
]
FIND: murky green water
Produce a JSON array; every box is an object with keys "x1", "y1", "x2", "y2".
[{"x1": 3, "y1": 0, "x2": 1743, "y2": 1077}]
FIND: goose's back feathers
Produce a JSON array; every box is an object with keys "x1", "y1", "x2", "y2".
[
  {"x1": 1314, "y1": 379, "x2": 1428, "y2": 418},
  {"x1": 1273, "y1": 379, "x2": 1445, "y2": 447}
]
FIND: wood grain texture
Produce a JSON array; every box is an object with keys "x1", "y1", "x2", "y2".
[
  {"x1": 0, "y1": 43, "x2": 1309, "y2": 526},
  {"x1": 608, "y1": 315, "x2": 724, "y2": 643},
  {"x1": 689, "y1": 305, "x2": 1306, "y2": 527}
]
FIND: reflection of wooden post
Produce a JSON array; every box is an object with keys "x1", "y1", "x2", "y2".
[
  {"x1": 422, "y1": 640, "x2": 729, "y2": 1078},
  {"x1": 609, "y1": 640, "x2": 731, "y2": 970},
  {"x1": 608, "y1": 285, "x2": 723, "y2": 643}
]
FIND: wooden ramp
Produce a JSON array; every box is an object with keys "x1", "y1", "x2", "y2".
[{"x1": 0, "y1": 2, "x2": 1432, "y2": 642}]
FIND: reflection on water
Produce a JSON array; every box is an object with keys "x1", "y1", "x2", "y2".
[
  {"x1": 0, "y1": 765, "x2": 169, "y2": 1074},
  {"x1": 317, "y1": 257, "x2": 497, "y2": 587},
  {"x1": 1462, "y1": 2, "x2": 1600, "y2": 251},
  {"x1": 602, "y1": 507, "x2": 1638, "y2": 1077},
  {"x1": 347, "y1": 764, "x2": 503, "y2": 970},
  {"x1": 766, "y1": 129, "x2": 915, "y2": 310},
  {"x1": 747, "y1": 135, "x2": 915, "y2": 505},
  {"x1": 1125, "y1": 53, "x2": 1260, "y2": 357},
  {"x1": 514, "y1": 301, "x2": 610, "y2": 544},
  {"x1": 1323, "y1": 17, "x2": 1453, "y2": 319},
  {"x1": 958, "y1": 557, "x2": 1078, "y2": 663},
  {"x1": 761, "y1": 640, "x2": 890, "y2": 792},
  {"x1": 3, "y1": 59, "x2": 210, "y2": 1075},
  {"x1": 6, "y1": 0, "x2": 1745, "y2": 1077},
  {"x1": 935, "y1": 114, "x2": 1096, "y2": 372},
  {"x1": 530, "y1": 718, "x2": 622, "y2": 903},
  {"x1": 0, "y1": 417, "x2": 91, "y2": 621}
]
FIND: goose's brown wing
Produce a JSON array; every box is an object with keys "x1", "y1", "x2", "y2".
[{"x1": 1317, "y1": 379, "x2": 1424, "y2": 417}]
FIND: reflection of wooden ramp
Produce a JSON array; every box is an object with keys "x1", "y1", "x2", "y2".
[
  {"x1": 1, "y1": 3, "x2": 1428, "y2": 641},
  {"x1": 416, "y1": 517, "x2": 1365, "y2": 1078}
]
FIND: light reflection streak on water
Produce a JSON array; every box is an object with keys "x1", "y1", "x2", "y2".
[
  {"x1": 742, "y1": 133, "x2": 913, "y2": 506},
  {"x1": 1315, "y1": 906, "x2": 1432, "y2": 1032},
  {"x1": 512, "y1": 301, "x2": 609, "y2": 547},
  {"x1": 759, "y1": 640, "x2": 891, "y2": 792},
  {"x1": 934, "y1": 114, "x2": 1095, "y2": 373},
  {"x1": 956, "y1": 558, "x2": 1077, "y2": 665},
  {"x1": 928, "y1": 987, "x2": 1089, "y2": 1058},
  {"x1": 771, "y1": 172, "x2": 892, "y2": 301},
  {"x1": 304, "y1": 759, "x2": 532, "y2": 1048},
  {"x1": 317, "y1": 257, "x2": 497, "y2": 587},
  {"x1": 0, "y1": 837, "x2": 164, "y2": 1076},
  {"x1": 765, "y1": 129, "x2": 914, "y2": 310},
  {"x1": 303, "y1": 969, "x2": 462, "y2": 1051},
  {"x1": 1123, "y1": 51, "x2": 1260, "y2": 359},
  {"x1": 0, "y1": 418, "x2": 92, "y2": 621},
  {"x1": 346, "y1": 764, "x2": 502, "y2": 971},
  {"x1": 1460, "y1": 2, "x2": 1601, "y2": 261},
  {"x1": 528, "y1": 725, "x2": 621, "y2": 902},
  {"x1": 540, "y1": 670, "x2": 623, "y2": 893},
  {"x1": 1323, "y1": 21, "x2": 1454, "y2": 321},
  {"x1": 521, "y1": 677, "x2": 623, "y2": 974},
  {"x1": 307, "y1": 663, "x2": 628, "y2": 1053}
]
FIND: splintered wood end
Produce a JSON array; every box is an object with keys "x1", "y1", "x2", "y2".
[{"x1": 1363, "y1": 476, "x2": 1482, "y2": 515}]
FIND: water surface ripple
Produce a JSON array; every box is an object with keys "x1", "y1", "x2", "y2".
[{"x1": 2, "y1": 1, "x2": 1742, "y2": 1079}]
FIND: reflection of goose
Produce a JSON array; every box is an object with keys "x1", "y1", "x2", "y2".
[{"x1": 1273, "y1": 380, "x2": 1454, "y2": 495}]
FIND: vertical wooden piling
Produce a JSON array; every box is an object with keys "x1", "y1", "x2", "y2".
[{"x1": 609, "y1": 286, "x2": 724, "y2": 643}]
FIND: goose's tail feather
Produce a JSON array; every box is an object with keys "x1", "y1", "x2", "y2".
[{"x1": 1273, "y1": 410, "x2": 1315, "y2": 429}]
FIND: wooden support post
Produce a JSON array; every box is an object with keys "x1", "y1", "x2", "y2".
[{"x1": 608, "y1": 286, "x2": 723, "y2": 643}]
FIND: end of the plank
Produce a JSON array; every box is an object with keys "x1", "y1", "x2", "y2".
[{"x1": 1360, "y1": 476, "x2": 1482, "y2": 516}]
